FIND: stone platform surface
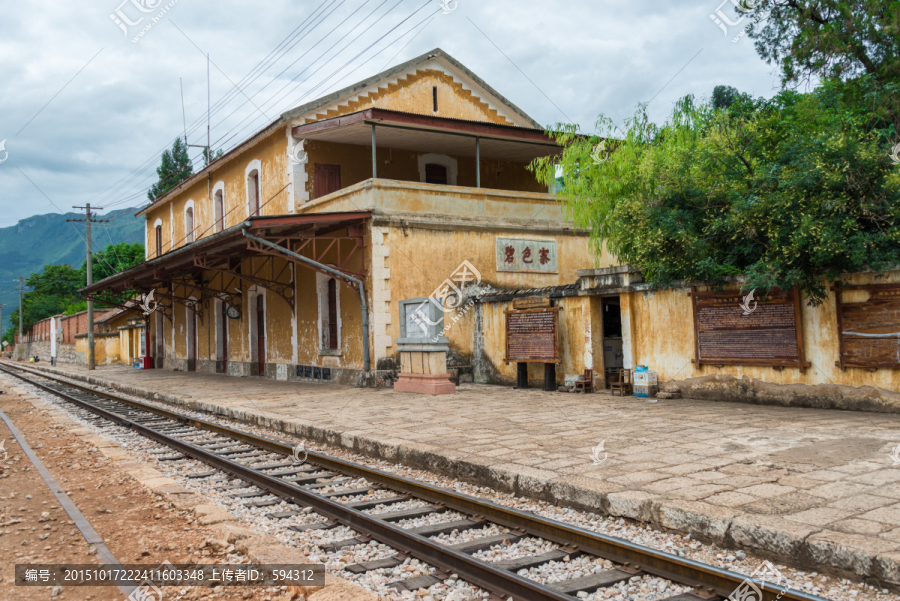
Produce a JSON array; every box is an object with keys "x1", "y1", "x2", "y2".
[{"x1": 7, "y1": 360, "x2": 900, "y2": 585}]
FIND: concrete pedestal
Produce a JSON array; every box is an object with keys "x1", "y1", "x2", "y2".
[
  {"x1": 394, "y1": 350, "x2": 456, "y2": 395},
  {"x1": 394, "y1": 372, "x2": 456, "y2": 395}
]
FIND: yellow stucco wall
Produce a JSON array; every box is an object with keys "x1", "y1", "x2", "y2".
[
  {"x1": 378, "y1": 222, "x2": 591, "y2": 368},
  {"x1": 76, "y1": 334, "x2": 120, "y2": 365},
  {"x1": 143, "y1": 127, "x2": 291, "y2": 259},
  {"x1": 621, "y1": 269, "x2": 900, "y2": 389}
]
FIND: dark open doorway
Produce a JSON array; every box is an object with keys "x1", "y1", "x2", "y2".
[{"x1": 601, "y1": 297, "x2": 623, "y2": 388}]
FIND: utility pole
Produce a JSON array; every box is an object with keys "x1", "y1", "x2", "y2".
[
  {"x1": 68, "y1": 204, "x2": 109, "y2": 370},
  {"x1": 18, "y1": 277, "x2": 23, "y2": 340}
]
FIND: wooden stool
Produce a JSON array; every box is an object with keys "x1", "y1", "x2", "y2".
[
  {"x1": 609, "y1": 369, "x2": 632, "y2": 396},
  {"x1": 574, "y1": 369, "x2": 594, "y2": 393}
]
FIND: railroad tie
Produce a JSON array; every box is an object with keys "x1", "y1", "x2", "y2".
[
  {"x1": 445, "y1": 532, "x2": 522, "y2": 555},
  {"x1": 408, "y1": 519, "x2": 485, "y2": 537},
  {"x1": 549, "y1": 569, "x2": 635, "y2": 595}
]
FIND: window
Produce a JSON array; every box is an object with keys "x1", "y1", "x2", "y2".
[
  {"x1": 185, "y1": 207, "x2": 194, "y2": 243},
  {"x1": 314, "y1": 164, "x2": 341, "y2": 198},
  {"x1": 327, "y1": 279, "x2": 338, "y2": 350},
  {"x1": 425, "y1": 164, "x2": 448, "y2": 184},
  {"x1": 214, "y1": 189, "x2": 224, "y2": 232},
  {"x1": 433, "y1": 86, "x2": 438, "y2": 112},
  {"x1": 245, "y1": 160, "x2": 262, "y2": 217},
  {"x1": 248, "y1": 170, "x2": 260, "y2": 215},
  {"x1": 316, "y1": 272, "x2": 341, "y2": 352},
  {"x1": 155, "y1": 225, "x2": 162, "y2": 257}
]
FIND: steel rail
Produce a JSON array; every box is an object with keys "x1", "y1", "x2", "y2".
[{"x1": 0, "y1": 362, "x2": 829, "y2": 601}]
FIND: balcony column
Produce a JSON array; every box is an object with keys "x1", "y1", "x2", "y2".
[
  {"x1": 475, "y1": 137, "x2": 480, "y2": 188},
  {"x1": 371, "y1": 124, "x2": 377, "y2": 179}
]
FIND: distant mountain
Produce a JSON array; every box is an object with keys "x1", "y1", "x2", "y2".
[{"x1": 0, "y1": 208, "x2": 143, "y2": 328}]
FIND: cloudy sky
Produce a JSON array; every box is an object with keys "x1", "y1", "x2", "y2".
[{"x1": 0, "y1": 0, "x2": 781, "y2": 225}]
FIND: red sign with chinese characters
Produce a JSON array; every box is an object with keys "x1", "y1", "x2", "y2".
[{"x1": 496, "y1": 237, "x2": 558, "y2": 273}]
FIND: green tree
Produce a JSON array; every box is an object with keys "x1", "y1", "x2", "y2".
[
  {"x1": 202, "y1": 147, "x2": 224, "y2": 166},
  {"x1": 148, "y1": 138, "x2": 193, "y2": 202},
  {"x1": 3, "y1": 243, "x2": 146, "y2": 343},
  {"x1": 745, "y1": 0, "x2": 900, "y2": 87},
  {"x1": 530, "y1": 81, "x2": 900, "y2": 305},
  {"x1": 711, "y1": 85, "x2": 747, "y2": 110}
]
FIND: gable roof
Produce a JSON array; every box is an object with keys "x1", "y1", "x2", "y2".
[{"x1": 280, "y1": 48, "x2": 542, "y2": 129}]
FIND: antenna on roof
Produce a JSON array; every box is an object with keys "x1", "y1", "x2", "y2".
[{"x1": 180, "y1": 78, "x2": 187, "y2": 146}]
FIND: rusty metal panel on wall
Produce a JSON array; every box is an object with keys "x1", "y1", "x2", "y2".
[
  {"x1": 504, "y1": 307, "x2": 560, "y2": 363},
  {"x1": 690, "y1": 288, "x2": 808, "y2": 372},
  {"x1": 835, "y1": 283, "x2": 900, "y2": 370},
  {"x1": 496, "y1": 237, "x2": 558, "y2": 273}
]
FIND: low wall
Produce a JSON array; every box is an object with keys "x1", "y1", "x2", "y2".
[
  {"x1": 74, "y1": 333, "x2": 121, "y2": 366},
  {"x1": 11, "y1": 341, "x2": 77, "y2": 364}
]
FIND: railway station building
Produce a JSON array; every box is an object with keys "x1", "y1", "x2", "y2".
[
  {"x1": 83, "y1": 48, "x2": 900, "y2": 405},
  {"x1": 82, "y1": 49, "x2": 600, "y2": 387}
]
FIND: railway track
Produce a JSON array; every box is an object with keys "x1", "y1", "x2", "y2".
[{"x1": 0, "y1": 362, "x2": 828, "y2": 601}]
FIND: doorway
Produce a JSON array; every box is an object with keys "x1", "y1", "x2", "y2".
[
  {"x1": 187, "y1": 304, "x2": 198, "y2": 372},
  {"x1": 601, "y1": 297, "x2": 623, "y2": 388},
  {"x1": 256, "y1": 295, "x2": 265, "y2": 376},
  {"x1": 219, "y1": 299, "x2": 229, "y2": 374}
]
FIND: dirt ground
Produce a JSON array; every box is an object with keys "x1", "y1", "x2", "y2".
[{"x1": 0, "y1": 381, "x2": 292, "y2": 601}]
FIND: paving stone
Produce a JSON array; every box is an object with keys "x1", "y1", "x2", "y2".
[
  {"x1": 735, "y1": 483, "x2": 797, "y2": 498},
  {"x1": 784, "y1": 507, "x2": 855, "y2": 527},
  {"x1": 859, "y1": 503, "x2": 900, "y2": 526},
  {"x1": 607, "y1": 490, "x2": 658, "y2": 521},
  {"x1": 656, "y1": 500, "x2": 738, "y2": 541},
  {"x1": 668, "y1": 483, "x2": 732, "y2": 501},
  {"x1": 807, "y1": 480, "x2": 872, "y2": 499},
  {"x1": 730, "y1": 515, "x2": 821, "y2": 557},
  {"x1": 830, "y1": 518, "x2": 888, "y2": 536},
  {"x1": 704, "y1": 491, "x2": 757, "y2": 507},
  {"x1": 741, "y1": 492, "x2": 827, "y2": 516},
  {"x1": 806, "y1": 530, "x2": 900, "y2": 577}
]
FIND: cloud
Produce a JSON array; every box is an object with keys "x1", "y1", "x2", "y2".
[{"x1": 0, "y1": 0, "x2": 779, "y2": 222}]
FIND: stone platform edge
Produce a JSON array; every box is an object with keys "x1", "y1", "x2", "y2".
[{"x1": 17, "y1": 362, "x2": 900, "y2": 588}]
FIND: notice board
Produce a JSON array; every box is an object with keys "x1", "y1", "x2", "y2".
[
  {"x1": 834, "y1": 283, "x2": 900, "y2": 370},
  {"x1": 504, "y1": 307, "x2": 560, "y2": 364},
  {"x1": 690, "y1": 287, "x2": 808, "y2": 372}
]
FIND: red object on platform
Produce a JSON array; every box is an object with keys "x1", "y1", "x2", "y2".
[{"x1": 393, "y1": 373, "x2": 456, "y2": 395}]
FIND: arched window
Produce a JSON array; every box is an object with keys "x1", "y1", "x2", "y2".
[
  {"x1": 214, "y1": 188, "x2": 224, "y2": 232},
  {"x1": 248, "y1": 170, "x2": 260, "y2": 215},
  {"x1": 316, "y1": 272, "x2": 341, "y2": 351},
  {"x1": 185, "y1": 206, "x2": 194, "y2": 243},
  {"x1": 154, "y1": 217, "x2": 163, "y2": 257}
]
